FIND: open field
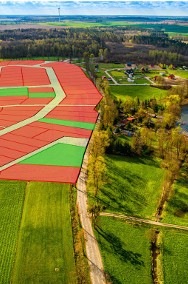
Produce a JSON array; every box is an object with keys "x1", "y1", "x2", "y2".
[
  {"x1": 40, "y1": 21, "x2": 188, "y2": 34},
  {"x1": 0, "y1": 180, "x2": 26, "y2": 284},
  {"x1": 162, "y1": 229, "x2": 188, "y2": 284},
  {"x1": 95, "y1": 216, "x2": 152, "y2": 284},
  {"x1": 96, "y1": 155, "x2": 165, "y2": 219},
  {"x1": 110, "y1": 85, "x2": 168, "y2": 101},
  {"x1": 168, "y1": 69, "x2": 188, "y2": 79},
  {"x1": 12, "y1": 182, "x2": 77, "y2": 284},
  {"x1": 162, "y1": 175, "x2": 188, "y2": 226},
  {"x1": 134, "y1": 24, "x2": 188, "y2": 34},
  {"x1": 40, "y1": 21, "x2": 135, "y2": 28}
]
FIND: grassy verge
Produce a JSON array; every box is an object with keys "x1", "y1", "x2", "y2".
[
  {"x1": 93, "y1": 155, "x2": 165, "y2": 219},
  {"x1": 0, "y1": 180, "x2": 26, "y2": 284},
  {"x1": 12, "y1": 182, "x2": 77, "y2": 284},
  {"x1": 70, "y1": 186, "x2": 91, "y2": 284},
  {"x1": 110, "y1": 85, "x2": 168, "y2": 101},
  {"x1": 95, "y1": 217, "x2": 152, "y2": 284},
  {"x1": 162, "y1": 174, "x2": 188, "y2": 226},
  {"x1": 162, "y1": 229, "x2": 188, "y2": 284}
]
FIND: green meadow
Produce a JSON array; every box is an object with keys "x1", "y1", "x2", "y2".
[
  {"x1": 12, "y1": 182, "x2": 77, "y2": 284},
  {"x1": 95, "y1": 217, "x2": 152, "y2": 284},
  {"x1": 96, "y1": 155, "x2": 165, "y2": 219}
]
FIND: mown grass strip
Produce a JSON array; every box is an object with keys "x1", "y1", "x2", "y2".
[
  {"x1": 11, "y1": 182, "x2": 77, "y2": 284},
  {"x1": 39, "y1": 117, "x2": 95, "y2": 130},
  {"x1": 0, "y1": 180, "x2": 26, "y2": 284}
]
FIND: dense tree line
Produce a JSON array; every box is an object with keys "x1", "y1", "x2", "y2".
[
  {"x1": 0, "y1": 27, "x2": 187, "y2": 65},
  {"x1": 132, "y1": 34, "x2": 188, "y2": 56}
]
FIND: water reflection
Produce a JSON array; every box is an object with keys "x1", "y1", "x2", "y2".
[{"x1": 181, "y1": 105, "x2": 188, "y2": 133}]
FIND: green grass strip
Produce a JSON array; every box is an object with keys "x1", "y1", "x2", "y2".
[
  {"x1": 0, "y1": 87, "x2": 28, "y2": 97},
  {"x1": 39, "y1": 117, "x2": 95, "y2": 130},
  {"x1": 28, "y1": 92, "x2": 56, "y2": 98},
  {"x1": 20, "y1": 143, "x2": 85, "y2": 167}
]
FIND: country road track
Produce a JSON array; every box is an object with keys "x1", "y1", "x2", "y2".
[
  {"x1": 77, "y1": 150, "x2": 106, "y2": 284},
  {"x1": 101, "y1": 212, "x2": 188, "y2": 231}
]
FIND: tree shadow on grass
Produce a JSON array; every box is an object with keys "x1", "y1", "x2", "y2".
[
  {"x1": 97, "y1": 159, "x2": 148, "y2": 215},
  {"x1": 96, "y1": 226, "x2": 145, "y2": 268},
  {"x1": 167, "y1": 184, "x2": 188, "y2": 218}
]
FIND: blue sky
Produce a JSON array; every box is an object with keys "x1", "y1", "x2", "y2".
[{"x1": 0, "y1": 1, "x2": 187, "y2": 16}]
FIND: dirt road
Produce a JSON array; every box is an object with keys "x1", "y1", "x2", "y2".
[
  {"x1": 77, "y1": 151, "x2": 106, "y2": 284},
  {"x1": 101, "y1": 212, "x2": 188, "y2": 231}
]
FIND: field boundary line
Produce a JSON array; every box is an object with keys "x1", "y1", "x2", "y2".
[{"x1": 101, "y1": 212, "x2": 188, "y2": 231}]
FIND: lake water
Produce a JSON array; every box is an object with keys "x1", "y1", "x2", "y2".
[{"x1": 181, "y1": 105, "x2": 188, "y2": 133}]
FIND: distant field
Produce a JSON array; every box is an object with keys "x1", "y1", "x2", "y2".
[
  {"x1": 40, "y1": 21, "x2": 134, "y2": 28},
  {"x1": 110, "y1": 85, "x2": 168, "y2": 101},
  {"x1": 96, "y1": 155, "x2": 164, "y2": 219},
  {"x1": 95, "y1": 217, "x2": 152, "y2": 284},
  {"x1": 162, "y1": 175, "x2": 188, "y2": 226},
  {"x1": 0, "y1": 180, "x2": 26, "y2": 284},
  {"x1": 12, "y1": 182, "x2": 77, "y2": 284},
  {"x1": 167, "y1": 32, "x2": 188, "y2": 37},
  {"x1": 135, "y1": 24, "x2": 188, "y2": 34},
  {"x1": 40, "y1": 22, "x2": 188, "y2": 34},
  {"x1": 163, "y1": 229, "x2": 188, "y2": 284}
]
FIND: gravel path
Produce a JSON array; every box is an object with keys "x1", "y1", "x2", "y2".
[{"x1": 101, "y1": 212, "x2": 188, "y2": 231}]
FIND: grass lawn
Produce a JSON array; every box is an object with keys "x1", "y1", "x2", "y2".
[
  {"x1": 168, "y1": 69, "x2": 188, "y2": 79},
  {"x1": 0, "y1": 180, "x2": 26, "y2": 284},
  {"x1": 95, "y1": 216, "x2": 152, "y2": 284},
  {"x1": 162, "y1": 175, "x2": 188, "y2": 226},
  {"x1": 96, "y1": 155, "x2": 165, "y2": 219},
  {"x1": 109, "y1": 70, "x2": 149, "y2": 85},
  {"x1": 12, "y1": 182, "x2": 77, "y2": 284},
  {"x1": 162, "y1": 229, "x2": 188, "y2": 284},
  {"x1": 110, "y1": 85, "x2": 168, "y2": 101}
]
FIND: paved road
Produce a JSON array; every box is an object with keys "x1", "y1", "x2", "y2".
[
  {"x1": 77, "y1": 150, "x2": 106, "y2": 284},
  {"x1": 0, "y1": 66, "x2": 65, "y2": 137},
  {"x1": 101, "y1": 212, "x2": 188, "y2": 231}
]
